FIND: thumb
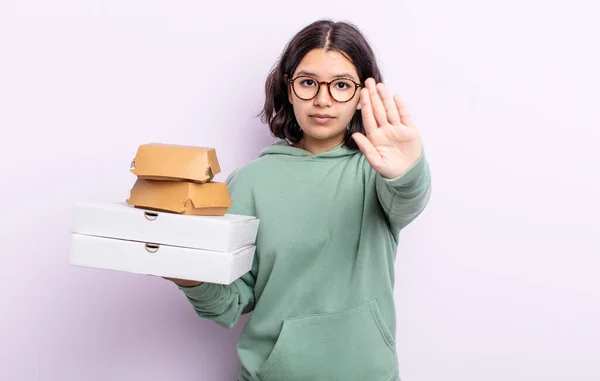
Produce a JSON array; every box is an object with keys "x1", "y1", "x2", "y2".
[{"x1": 352, "y1": 132, "x2": 383, "y2": 170}]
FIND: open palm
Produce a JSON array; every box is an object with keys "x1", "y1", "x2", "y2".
[{"x1": 352, "y1": 78, "x2": 423, "y2": 179}]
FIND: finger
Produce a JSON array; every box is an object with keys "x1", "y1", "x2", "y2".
[
  {"x1": 365, "y1": 78, "x2": 388, "y2": 127},
  {"x1": 394, "y1": 95, "x2": 414, "y2": 128},
  {"x1": 359, "y1": 87, "x2": 378, "y2": 136},
  {"x1": 352, "y1": 132, "x2": 384, "y2": 170},
  {"x1": 376, "y1": 83, "x2": 401, "y2": 125}
]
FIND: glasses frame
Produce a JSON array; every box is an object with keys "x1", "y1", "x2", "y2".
[{"x1": 286, "y1": 75, "x2": 363, "y2": 103}]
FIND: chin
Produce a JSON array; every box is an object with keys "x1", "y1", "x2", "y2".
[
  {"x1": 304, "y1": 129, "x2": 345, "y2": 141},
  {"x1": 303, "y1": 125, "x2": 345, "y2": 138}
]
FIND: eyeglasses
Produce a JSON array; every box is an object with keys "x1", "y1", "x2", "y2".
[{"x1": 286, "y1": 75, "x2": 362, "y2": 103}]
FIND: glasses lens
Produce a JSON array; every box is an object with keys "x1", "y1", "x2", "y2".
[
  {"x1": 293, "y1": 76, "x2": 319, "y2": 100},
  {"x1": 330, "y1": 79, "x2": 356, "y2": 102}
]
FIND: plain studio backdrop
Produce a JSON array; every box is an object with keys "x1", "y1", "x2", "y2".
[{"x1": 1, "y1": 0, "x2": 598, "y2": 380}]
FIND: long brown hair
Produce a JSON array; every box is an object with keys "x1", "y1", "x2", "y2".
[{"x1": 260, "y1": 19, "x2": 384, "y2": 150}]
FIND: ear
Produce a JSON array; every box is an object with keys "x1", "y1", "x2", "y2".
[{"x1": 356, "y1": 93, "x2": 362, "y2": 110}]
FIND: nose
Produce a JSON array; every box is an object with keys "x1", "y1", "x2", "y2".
[{"x1": 313, "y1": 82, "x2": 332, "y2": 107}]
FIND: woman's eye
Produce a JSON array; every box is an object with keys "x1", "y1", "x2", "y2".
[
  {"x1": 335, "y1": 81, "x2": 352, "y2": 90},
  {"x1": 301, "y1": 80, "x2": 315, "y2": 86}
]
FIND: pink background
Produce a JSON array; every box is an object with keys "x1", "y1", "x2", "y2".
[{"x1": 1, "y1": 1, "x2": 599, "y2": 380}]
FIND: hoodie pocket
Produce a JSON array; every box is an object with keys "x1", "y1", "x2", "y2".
[{"x1": 256, "y1": 299, "x2": 398, "y2": 381}]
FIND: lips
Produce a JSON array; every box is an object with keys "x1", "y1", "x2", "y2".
[{"x1": 309, "y1": 115, "x2": 335, "y2": 124}]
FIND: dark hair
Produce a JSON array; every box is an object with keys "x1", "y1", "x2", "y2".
[{"x1": 259, "y1": 19, "x2": 384, "y2": 150}]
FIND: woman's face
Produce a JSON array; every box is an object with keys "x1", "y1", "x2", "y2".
[{"x1": 288, "y1": 48, "x2": 362, "y2": 148}]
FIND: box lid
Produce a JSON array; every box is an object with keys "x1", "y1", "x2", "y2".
[
  {"x1": 72, "y1": 202, "x2": 259, "y2": 252},
  {"x1": 130, "y1": 143, "x2": 221, "y2": 183}
]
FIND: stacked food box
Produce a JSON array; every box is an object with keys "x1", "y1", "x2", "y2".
[{"x1": 69, "y1": 144, "x2": 259, "y2": 285}]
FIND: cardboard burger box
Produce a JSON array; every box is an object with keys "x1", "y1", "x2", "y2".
[
  {"x1": 130, "y1": 143, "x2": 221, "y2": 183},
  {"x1": 127, "y1": 179, "x2": 232, "y2": 216},
  {"x1": 126, "y1": 143, "x2": 232, "y2": 216},
  {"x1": 69, "y1": 143, "x2": 260, "y2": 285}
]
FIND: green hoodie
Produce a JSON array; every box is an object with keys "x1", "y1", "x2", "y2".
[{"x1": 177, "y1": 140, "x2": 432, "y2": 381}]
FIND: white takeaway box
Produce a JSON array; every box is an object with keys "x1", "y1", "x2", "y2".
[{"x1": 69, "y1": 202, "x2": 259, "y2": 284}]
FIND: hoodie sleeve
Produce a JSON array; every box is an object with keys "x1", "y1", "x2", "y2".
[
  {"x1": 176, "y1": 168, "x2": 258, "y2": 329},
  {"x1": 176, "y1": 257, "x2": 258, "y2": 329},
  {"x1": 375, "y1": 149, "x2": 432, "y2": 236}
]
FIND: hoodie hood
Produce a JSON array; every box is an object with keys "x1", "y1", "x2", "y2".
[{"x1": 259, "y1": 140, "x2": 358, "y2": 159}]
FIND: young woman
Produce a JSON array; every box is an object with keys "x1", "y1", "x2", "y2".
[{"x1": 167, "y1": 19, "x2": 432, "y2": 381}]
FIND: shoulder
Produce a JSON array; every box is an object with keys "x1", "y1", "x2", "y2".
[
  {"x1": 224, "y1": 142, "x2": 284, "y2": 186},
  {"x1": 225, "y1": 156, "x2": 270, "y2": 186}
]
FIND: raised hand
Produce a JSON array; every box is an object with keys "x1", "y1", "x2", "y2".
[{"x1": 352, "y1": 78, "x2": 423, "y2": 179}]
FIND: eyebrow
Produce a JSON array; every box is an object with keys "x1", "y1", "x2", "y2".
[{"x1": 295, "y1": 70, "x2": 358, "y2": 82}]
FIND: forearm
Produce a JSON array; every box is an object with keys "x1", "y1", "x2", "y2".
[
  {"x1": 175, "y1": 271, "x2": 256, "y2": 329},
  {"x1": 376, "y1": 151, "x2": 432, "y2": 233}
]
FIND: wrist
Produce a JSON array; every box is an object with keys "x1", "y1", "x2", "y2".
[
  {"x1": 177, "y1": 280, "x2": 203, "y2": 287},
  {"x1": 164, "y1": 277, "x2": 203, "y2": 288}
]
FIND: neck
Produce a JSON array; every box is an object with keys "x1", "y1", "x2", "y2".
[{"x1": 296, "y1": 134, "x2": 345, "y2": 155}]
